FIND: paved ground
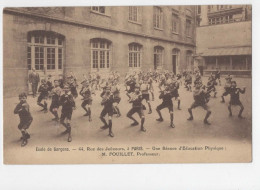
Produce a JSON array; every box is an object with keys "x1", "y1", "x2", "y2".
[{"x1": 3, "y1": 76, "x2": 252, "y2": 163}]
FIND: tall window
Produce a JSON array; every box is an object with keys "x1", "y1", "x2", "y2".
[
  {"x1": 185, "y1": 19, "x2": 192, "y2": 36},
  {"x1": 129, "y1": 6, "x2": 139, "y2": 22},
  {"x1": 91, "y1": 39, "x2": 111, "y2": 70},
  {"x1": 27, "y1": 31, "x2": 64, "y2": 71},
  {"x1": 154, "y1": 46, "x2": 164, "y2": 69},
  {"x1": 129, "y1": 43, "x2": 142, "y2": 68},
  {"x1": 172, "y1": 13, "x2": 179, "y2": 33},
  {"x1": 91, "y1": 6, "x2": 106, "y2": 14},
  {"x1": 153, "y1": 7, "x2": 163, "y2": 29}
]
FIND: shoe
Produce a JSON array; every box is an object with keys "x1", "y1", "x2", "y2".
[
  {"x1": 141, "y1": 127, "x2": 146, "y2": 132},
  {"x1": 131, "y1": 121, "x2": 139, "y2": 126},
  {"x1": 229, "y1": 113, "x2": 233, "y2": 117},
  {"x1": 25, "y1": 133, "x2": 30, "y2": 139},
  {"x1": 156, "y1": 118, "x2": 163, "y2": 122},
  {"x1": 68, "y1": 135, "x2": 72, "y2": 142},
  {"x1": 220, "y1": 100, "x2": 225, "y2": 103},
  {"x1": 178, "y1": 108, "x2": 181, "y2": 110},
  {"x1": 170, "y1": 123, "x2": 175, "y2": 128},
  {"x1": 100, "y1": 125, "x2": 109, "y2": 130},
  {"x1": 187, "y1": 117, "x2": 193, "y2": 121},
  {"x1": 109, "y1": 132, "x2": 114, "y2": 137},
  {"x1": 21, "y1": 138, "x2": 28, "y2": 147},
  {"x1": 238, "y1": 115, "x2": 245, "y2": 119},
  {"x1": 44, "y1": 109, "x2": 48, "y2": 113},
  {"x1": 40, "y1": 108, "x2": 45, "y2": 111},
  {"x1": 84, "y1": 112, "x2": 89, "y2": 116},
  {"x1": 89, "y1": 117, "x2": 92, "y2": 122},
  {"x1": 204, "y1": 120, "x2": 211, "y2": 125},
  {"x1": 52, "y1": 117, "x2": 59, "y2": 121},
  {"x1": 148, "y1": 110, "x2": 152, "y2": 114},
  {"x1": 117, "y1": 113, "x2": 121, "y2": 117}
]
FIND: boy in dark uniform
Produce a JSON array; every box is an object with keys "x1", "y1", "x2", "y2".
[
  {"x1": 187, "y1": 84, "x2": 211, "y2": 125},
  {"x1": 79, "y1": 81, "x2": 93, "y2": 121},
  {"x1": 184, "y1": 72, "x2": 192, "y2": 91},
  {"x1": 140, "y1": 79, "x2": 152, "y2": 114},
  {"x1": 156, "y1": 86, "x2": 175, "y2": 128},
  {"x1": 50, "y1": 80, "x2": 62, "y2": 121},
  {"x1": 126, "y1": 76, "x2": 136, "y2": 100},
  {"x1": 37, "y1": 79, "x2": 49, "y2": 113},
  {"x1": 59, "y1": 85, "x2": 76, "y2": 142},
  {"x1": 206, "y1": 77, "x2": 217, "y2": 98},
  {"x1": 14, "y1": 93, "x2": 33, "y2": 147},
  {"x1": 227, "y1": 81, "x2": 246, "y2": 118},
  {"x1": 111, "y1": 79, "x2": 121, "y2": 117},
  {"x1": 215, "y1": 69, "x2": 221, "y2": 86},
  {"x1": 221, "y1": 74, "x2": 232, "y2": 103},
  {"x1": 100, "y1": 88, "x2": 114, "y2": 137},
  {"x1": 127, "y1": 85, "x2": 146, "y2": 132},
  {"x1": 170, "y1": 79, "x2": 181, "y2": 110}
]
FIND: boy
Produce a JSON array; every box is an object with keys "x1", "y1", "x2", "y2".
[
  {"x1": 140, "y1": 79, "x2": 152, "y2": 114},
  {"x1": 227, "y1": 81, "x2": 246, "y2": 118},
  {"x1": 37, "y1": 79, "x2": 49, "y2": 113},
  {"x1": 156, "y1": 86, "x2": 175, "y2": 128},
  {"x1": 50, "y1": 80, "x2": 62, "y2": 121},
  {"x1": 14, "y1": 93, "x2": 33, "y2": 147},
  {"x1": 187, "y1": 83, "x2": 211, "y2": 125},
  {"x1": 127, "y1": 85, "x2": 146, "y2": 132},
  {"x1": 100, "y1": 88, "x2": 114, "y2": 137},
  {"x1": 111, "y1": 79, "x2": 121, "y2": 117},
  {"x1": 59, "y1": 85, "x2": 76, "y2": 142},
  {"x1": 221, "y1": 74, "x2": 232, "y2": 103},
  {"x1": 79, "y1": 80, "x2": 93, "y2": 121}
]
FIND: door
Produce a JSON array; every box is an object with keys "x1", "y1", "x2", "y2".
[
  {"x1": 154, "y1": 54, "x2": 157, "y2": 70},
  {"x1": 172, "y1": 55, "x2": 177, "y2": 74}
]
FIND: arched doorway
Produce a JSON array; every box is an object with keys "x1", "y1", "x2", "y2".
[
  {"x1": 154, "y1": 46, "x2": 164, "y2": 70},
  {"x1": 172, "y1": 48, "x2": 180, "y2": 74}
]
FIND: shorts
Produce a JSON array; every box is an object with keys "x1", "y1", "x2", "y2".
[
  {"x1": 171, "y1": 90, "x2": 179, "y2": 98},
  {"x1": 81, "y1": 99, "x2": 92, "y2": 106},
  {"x1": 190, "y1": 102, "x2": 209, "y2": 110},
  {"x1": 18, "y1": 117, "x2": 33, "y2": 130},
  {"x1": 100, "y1": 107, "x2": 113, "y2": 117},
  {"x1": 50, "y1": 101, "x2": 59, "y2": 111},
  {"x1": 37, "y1": 93, "x2": 48, "y2": 102},
  {"x1": 127, "y1": 107, "x2": 144, "y2": 118},
  {"x1": 142, "y1": 93, "x2": 150, "y2": 101},
  {"x1": 229, "y1": 100, "x2": 242, "y2": 106},
  {"x1": 60, "y1": 110, "x2": 72, "y2": 122},
  {"x1": 157, "y1": 103, "x2": 173, "y2": 112},
  {"x1": 113, "y1": 97, "x2": 121, "y2": 104}
]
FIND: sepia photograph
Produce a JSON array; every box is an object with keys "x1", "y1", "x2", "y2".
[{"x1": 3, "y1": 5, "x2": 252, "y2": 164}]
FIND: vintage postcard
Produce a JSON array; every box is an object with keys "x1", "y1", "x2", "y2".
[{"x1": 3, "y1": 5, "x2": 252, "y2": 164}]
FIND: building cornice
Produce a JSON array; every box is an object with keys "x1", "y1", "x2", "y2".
[{"x1": 4, "y1": 8, "x2": 196, "y2": 47}]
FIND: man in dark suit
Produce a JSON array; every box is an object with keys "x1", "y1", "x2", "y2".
[{"x1": 29, "y1": 68, "x2": 40, "y2": 98}]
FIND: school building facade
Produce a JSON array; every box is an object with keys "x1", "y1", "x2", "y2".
[{"x1": 3, "y1": 6, "x2": 196, "y2": 97}]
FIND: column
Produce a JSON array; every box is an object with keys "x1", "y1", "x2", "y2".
[
  {"x1": 245, "y1": 56, "x2": 248, "y2": 70},
  {"x1": 215, "y1": 57, "x2": 218, "y2": 69},
  {"x1": 229, "y1": 56, "x2": 232, "y2": 70}
]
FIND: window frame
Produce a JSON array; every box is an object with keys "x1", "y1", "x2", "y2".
[
  {"x1": 153, "y1": 6, "x2": 163, "y2": 30},
  {"x1": 128, "y1": 43, "x2": 142, "y2": 68},
  {"x1": 27, "y1": 32, "x2": 64, "y2": 72},
  {"x1": 90, "y1": 39, "x2": 112, "y2": 71}
]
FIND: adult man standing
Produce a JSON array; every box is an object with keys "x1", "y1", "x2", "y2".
[{"x1": 29, "y1": 68, "x2": 40, "y2": 98}]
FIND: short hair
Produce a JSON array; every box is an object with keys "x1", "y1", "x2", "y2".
[
  {"x1": 231, "y1": 81, "x2": 237, "y2": 85},
  {"x1": 54, "y1": 79, "x2": 59, "y2": 83},
  {"x1": 19, "y1": 92, "x2": 27, "y2": 98}
]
